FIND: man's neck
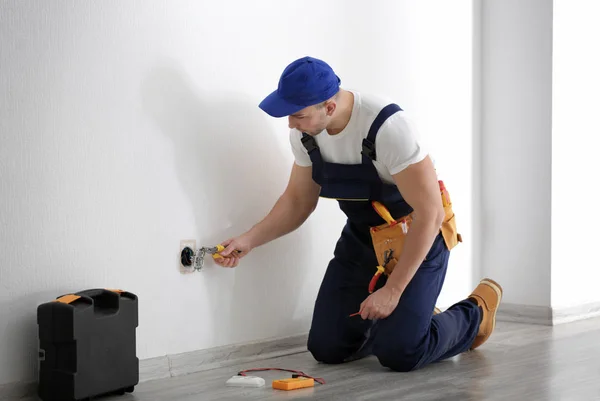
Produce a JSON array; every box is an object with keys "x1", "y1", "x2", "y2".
[{"x1": 326, "y1": 90, "x2": 354, "y2": 136}]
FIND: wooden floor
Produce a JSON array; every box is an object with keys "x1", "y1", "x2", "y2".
[{"x1": 32, "y1": 317, "x2": 600, "y2": 400}]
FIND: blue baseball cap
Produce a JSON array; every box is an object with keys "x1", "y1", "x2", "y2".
[{"x1": 259, "y1": 56, "x2": 341, "y2": 118}]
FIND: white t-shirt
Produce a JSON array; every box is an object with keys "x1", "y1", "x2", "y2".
[{"x1": 289, "y1": 91, "x2": 429, "y2": 185}]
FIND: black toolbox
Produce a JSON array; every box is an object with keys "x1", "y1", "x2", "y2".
[{"x1": 37, "y1": 289, "x2": 139, "y2": 401}]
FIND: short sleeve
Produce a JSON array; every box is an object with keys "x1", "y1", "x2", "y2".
[
  {"x1": 375, "y1": 113, "x2": 428, "y2": 175},
  {"x1": 289, "y1": 129, "x2": 312, "y2": 167}
]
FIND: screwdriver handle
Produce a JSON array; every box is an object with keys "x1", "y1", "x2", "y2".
[{"x1": 211, "y1": 244, "x2": 241, "y2": 259}]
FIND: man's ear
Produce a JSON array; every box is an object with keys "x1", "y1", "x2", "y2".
[{"x1": 325, "y1": 100, "x2": 336, "y2": 116}]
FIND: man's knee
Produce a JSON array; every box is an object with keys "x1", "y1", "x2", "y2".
[
  {"x1": 373, "y1": 342, "x2": 424, "y2": 372},
  {"x1": 307, "y1": 333, "x2": 350, "y2": 364}
]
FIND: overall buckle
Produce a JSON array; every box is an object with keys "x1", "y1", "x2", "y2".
[
  {"x1": 361, "y1": 138, "x2": 376, "y2": 160},
  {"x1": 301, "y1": 135, "x2": 319, "y2": 153}
]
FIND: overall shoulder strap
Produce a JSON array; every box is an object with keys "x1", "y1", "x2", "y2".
[
  {"x1": 300, "y1": 132, "x2": 324, "y2": 183},
  {"x1": 361, "y1": 103, "x2": 402, "y2": 161}
]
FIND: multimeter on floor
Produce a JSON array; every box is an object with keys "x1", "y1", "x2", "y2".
[{"x1": 272, "y1": 376, "x2": 315, "y2": 390}]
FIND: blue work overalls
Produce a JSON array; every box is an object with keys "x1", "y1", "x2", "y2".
[{"x1": 304, "y1": 104, "x2": 481, "y2": 372}]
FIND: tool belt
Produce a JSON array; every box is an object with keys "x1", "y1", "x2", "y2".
[{"x1": 367, "y1": 180, "x2": 462, "y2": 293}]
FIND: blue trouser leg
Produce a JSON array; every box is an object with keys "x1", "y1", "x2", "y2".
[
  {"x1": 371, "y1": 233, "x2": 481, "y2": 371},
  {"x1": 307, "y1": 224, "x2": 481, "y2": 371},
  {"x1": 307, "y1": 224, "x2": 378, "y2": 363},
  {"x1": 306, "y1": 255, "x2": 373, "y2": 364}
]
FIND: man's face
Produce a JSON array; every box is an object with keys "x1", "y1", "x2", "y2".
[{"x1": 287, "y1": 105, "x2": 330, "y2": 136}]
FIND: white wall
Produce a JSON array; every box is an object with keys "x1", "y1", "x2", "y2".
[
  {"x1": 481, "y1": 0, "x2": 553, "y2": 307},
  {"x1": 481, "y1": 0, "x2": 600, "y2": 314},
  {"x1": 551, "y1": 0, "x2": 600, "y2": 309},
  {"x1": 0, "y1": 0, "x2": 475, "y2": 387}
]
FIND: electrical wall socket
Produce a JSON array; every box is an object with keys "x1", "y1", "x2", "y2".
[{"x1": 179, "y1": 239, "x2": 196, "y2": 274}]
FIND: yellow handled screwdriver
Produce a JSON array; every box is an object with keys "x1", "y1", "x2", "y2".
[{"x1": 204, "y1": 245, "x2": 242, "y2": 260}]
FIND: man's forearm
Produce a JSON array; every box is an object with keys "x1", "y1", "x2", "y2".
[
  {"x1": 385, "y1": 212, "x2": 443, "y2": 293},
  {"x1": 245, "y1": 193, "x2": 316, "y2": 248}
]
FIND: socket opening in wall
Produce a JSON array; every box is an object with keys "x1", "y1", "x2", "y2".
[{"x1": 179, "y1": 239, "x2": 196, "y2": 274}]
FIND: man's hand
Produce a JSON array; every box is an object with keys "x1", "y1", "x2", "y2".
[
  {"x1": 213, "y1": 234, "x2": 254, "y2": 268},
  {"x1": 359, "y1": 286, "x2": 403, "y2": 320}
]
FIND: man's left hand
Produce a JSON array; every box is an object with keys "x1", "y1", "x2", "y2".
[{"x1": 359, "y1": 285, "x2": 402, "y2": 320}]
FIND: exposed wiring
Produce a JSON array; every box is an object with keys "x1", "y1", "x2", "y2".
[{"x1": 237, "y1": 367, "x2": 325, "y2": 385}]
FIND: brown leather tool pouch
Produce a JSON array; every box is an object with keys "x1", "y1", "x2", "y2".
[
  {"x1": 369, "y1": 181, "x2": 462, "y2": 277},
  {"x1": 370, "y1": 215, "x2": 411, "y2": 275},
  {"x1": 440, "y1": 203, "x2": 461, "y2": 251},
  {"x1": 439, "y1": 181, "x2": 462, "y2": 251}
]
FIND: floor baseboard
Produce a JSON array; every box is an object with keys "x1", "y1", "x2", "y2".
[
  {"x1": 140, "y1": 333, "x2": 309, "y2": 382},
  {"x1": 496, "y1": 303, "x2": 553, "y2": 325},
  {"x1": 0, "y1": 382, "x2": 36, "y2": 401},
  {"x1": 552, "y1": 302, "x2": 600, "y2": 325},
  {"x1": 496, "y1": 302, "x2": 600, "y2": 326}
]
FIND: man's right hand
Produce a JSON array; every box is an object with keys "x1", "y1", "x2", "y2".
[{"x1": 213, "y1": 234, "x2": 254, "y2": 268}]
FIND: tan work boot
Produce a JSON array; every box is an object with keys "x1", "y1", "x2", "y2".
[{"x1": 468, "y1": 278, "x2": 503, "y2": 350}]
